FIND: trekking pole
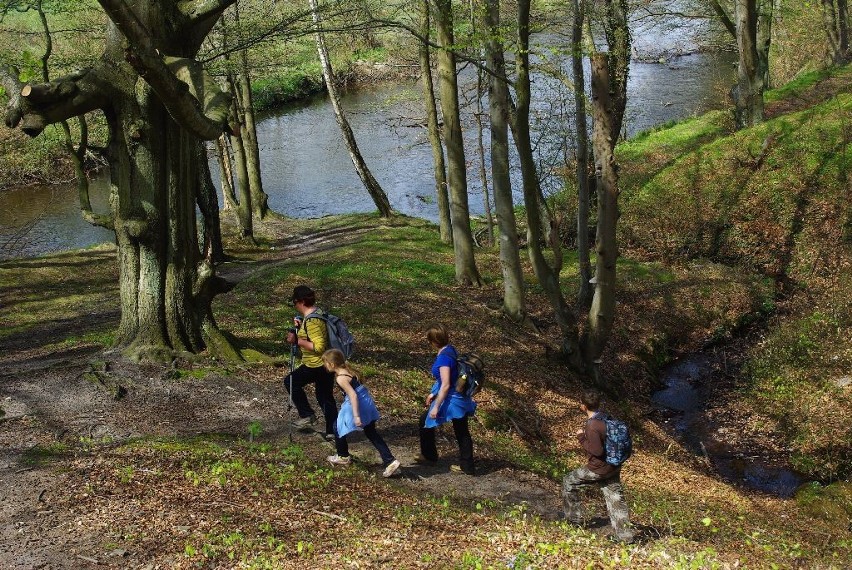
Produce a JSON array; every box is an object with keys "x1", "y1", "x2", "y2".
[{"x1": 286, "y1": 336, "x2": 296, "y2": 443}]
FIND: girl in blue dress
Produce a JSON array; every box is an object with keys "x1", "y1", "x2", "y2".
[
  {"x1": 418, "y1": 323, "x2": 477, "y2": 475},
  {"x1": 322, "y1": 349, "x2": 401, "y2": 478}
]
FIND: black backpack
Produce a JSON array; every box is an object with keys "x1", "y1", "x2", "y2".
[{"x1": 455, "y1": 353, "x2": 485, "y2": 398}]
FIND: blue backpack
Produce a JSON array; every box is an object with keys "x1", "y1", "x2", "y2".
[
  {"x1": 593, "y1": 412, "x2": 633, "y2": 467},
  {"x1": 305, "y1": 309, "x2": 355, "y2": 358}
]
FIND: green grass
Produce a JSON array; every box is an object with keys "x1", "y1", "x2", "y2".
[
  {"x1": 21, "y1": 442, "x2": 69, "y2": 466},
  {"x1": 620, "y1": 91, "x2": 852, "y2": 274}
]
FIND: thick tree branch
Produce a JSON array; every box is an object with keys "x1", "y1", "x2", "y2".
[
  {"x1": 8, "y1": 68, "x2": 109, "y2": 136},
  {"x1": 1, "y1": 64, "x2": 24, "y2": 128},
  {"x1": 710, "y1": 0, "x2": 737, "y2": 38},
  {"x1": 178, "y1": 0, "x2": 237, "y2": 23},
  {"x1": 97, "y1": 0, "x2": 233, "y2": 140}
]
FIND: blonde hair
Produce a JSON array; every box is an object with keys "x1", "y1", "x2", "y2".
[
  {"x1": 322, "y1": 348, "x2": 346, "y2": 369},
  {"x1": 322, "y1": 348, "x2": 360, "y2": 378}
]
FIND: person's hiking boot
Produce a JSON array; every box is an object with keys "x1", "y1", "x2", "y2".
[
  {"x1": 450, "y1": 464, "x2": 475, "y2": 475},
  {"x1": 327, "y1": 454, "x2": 351, "y2": 466},
  {"x1": 291, "y1": 415, "x2": 316, "y2": 429},
  {"x1": 414, "y1": 454, "x2": 436, "y2": 465},
  {"x1": 382, "y1": 459, "x2": 401, "y2": 478},
  {"x1": 610, "y1": 529, "x2": 637, "y2": 544}
]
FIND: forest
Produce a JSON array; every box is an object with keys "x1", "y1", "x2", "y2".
[{"x1": 1, "y1": 0, "x2": 851, "y2": 568}]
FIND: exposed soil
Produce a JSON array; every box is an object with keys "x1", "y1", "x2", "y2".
[{"x1": 0, "y1": 221, "x2": 591, "y2": 569}]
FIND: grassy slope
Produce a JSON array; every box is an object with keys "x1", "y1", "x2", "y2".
[
  {"x1": 618, "y1": 64, "x2": 852, "y2": 483},
  {"x1": 2, "y1": 211, "x2": 847, "y2": 567}
]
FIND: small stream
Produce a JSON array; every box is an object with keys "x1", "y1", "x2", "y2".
[{"x1": 652, "y1": 354, "x2": 807, "y2": 497}]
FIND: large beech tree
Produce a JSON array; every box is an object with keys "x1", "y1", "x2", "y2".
[{"x1": 4, "y1": 0, "x2": 240, "y2": 361}]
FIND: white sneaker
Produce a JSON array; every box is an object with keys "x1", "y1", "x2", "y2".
[
  {"x1": 382, "y1": 459, "x2": 401, "y2": 478},
  {"x1": 327, "y1": 454, "x2": 351, "y2": 466}
]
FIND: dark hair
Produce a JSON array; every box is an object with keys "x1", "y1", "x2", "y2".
[
  {"x1": 580, "y1": 389, "x2": 601, "y2": 411},
  {"x1": 425, "y1": 323, "x2": 449, "y2": 348},
  {"x1": 291, "y1": 285, "x2": 316, "y2": 307}
]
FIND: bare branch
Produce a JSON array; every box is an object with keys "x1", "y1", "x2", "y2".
[
  {"x1": 13, "y1": 69, "x2": 109, "y2": 136},
  {"x1": 97, "y1": 0, "x2": 232, "y2": 140}
]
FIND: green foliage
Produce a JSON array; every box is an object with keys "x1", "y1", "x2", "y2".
[
  {"x1": 251, "y1": 65, "x2": 324, "y2": 111},
  {"x1": 352, "y1": 47, "x2": 387, "y2": 63},
  {"x1": 247, "y1": 420, "x2": 263, "y2": 442},
  {"x1": 796, "y1": 481, "x2": 852, "y2": 527}
]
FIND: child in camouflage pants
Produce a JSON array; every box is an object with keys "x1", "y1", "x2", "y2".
[{"x1": 562, "y1": 390, "x2": 636, "y2": 543}]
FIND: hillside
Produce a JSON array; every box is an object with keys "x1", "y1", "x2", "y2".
[
  {"x1": 618, "y1": 63, "x2": 852, "y2": 483},
  {"x1": 2, "y1": 68, "x2": 852, "y2": 568}
]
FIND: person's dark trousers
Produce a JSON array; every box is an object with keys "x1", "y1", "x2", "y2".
[
  {"x1": 335, "y1": 421, "x2": 394, "y2": 464},
  {"x1": 419, "y1": 411, "x2": 475, "y2": 474},
  {"x1": 285, "y1": 364, "x2": 338, "y2": 434},
  {"x1": 334, "y1": 431, "x2": 350, "y2": 457},
  {"x1": 363, "y1": 421, "x2": 395, "y2": 465}
]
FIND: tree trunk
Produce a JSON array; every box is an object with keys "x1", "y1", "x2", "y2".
[
  {"x1": 513, "y1": 0, "x2": 582, "y2": 364},
  {"x1": 733, "y1": 0, "x2": 764, "y2": 128},
  {"x1": 7, "y1": 0, "x2": 242, "y2": 362},
  {"x1": 602, "y1": 0, "x2": 630, "y2": 141},
  {"x1": 419, "y1": 0, "x2": 452, "y2": 244},
  {"x1": 756, "y1": 0, "x2": 774, "y2": 90},
  {"x1": 233, "y1": 3, "x2": 269, "y2": 221},
  {"x1": 582, "y1": 53, "x2": 620, "y2": 381},
  {"x1": 227, "y1": 84, "x2": 255, "y2": 240},
  {"x1": 573, "y1": 0, "x2": 593, "y2": 309},
  {"x1": 196, "y1": 142, "x2": 226, "y2": 264},
  {"x1": 472, "y1": 0, "x2": 494, "y2": 247},
  {"x1": 434, "y1": 0, "x2": 482, "y2": 286},
  {"x1": 309, "y1": 0, "x2": 393, "y2": 218},
  {"x1": 484, "y1": 0, "x2": 525, "y2": 322},
  {"x1": 474, "y1": 95, "x2": 494, "y2": 247},
  {"x1": 216, "y1": 136, "x2": 238, "y2": 211},
  {"x1": 840, "y1": 0, "x2": 850, "y2": 58},
  {"x1": 823, "y1": 0, "x2": 851, "y2": 63}
]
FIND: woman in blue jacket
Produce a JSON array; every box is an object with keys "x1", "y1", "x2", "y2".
[{"x1": 417, "y1": 323, "x2": 476, "y2": 475}]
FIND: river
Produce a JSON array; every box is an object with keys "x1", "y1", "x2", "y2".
[{"x1": 0, "y1": 21, "x2": 736, "y2": 260}]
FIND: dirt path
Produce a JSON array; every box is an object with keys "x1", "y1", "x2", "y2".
[{"x1": 0, "y1": 224, "x2": 589, "y2": 569}]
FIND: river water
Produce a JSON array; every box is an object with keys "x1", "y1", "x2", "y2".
[{"x1": 0, "y1": 40, "x2": 736, "y2": 260}]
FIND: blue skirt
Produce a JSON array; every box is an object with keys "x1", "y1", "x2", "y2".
[
  {"x1": 424, "y1": 392, "x2": 477, "y2": 428},
  {"x1": 337, "y1": 384, "x2": 381, "y2": 437}
]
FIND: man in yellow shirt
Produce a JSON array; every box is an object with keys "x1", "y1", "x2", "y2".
[{"x1": 285, "y1": 285, "x2": 338, "y2": 438}]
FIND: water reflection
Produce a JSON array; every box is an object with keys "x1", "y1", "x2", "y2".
[
  {"x1": 0, "y1": 179, "x2": 113, "y2": 261},
  {"x1": 653, "y1": 355, "x2": 807, "y2": 497}
]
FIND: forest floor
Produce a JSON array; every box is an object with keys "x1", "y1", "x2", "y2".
[
  {"x1": 0, "y1": 220, "x2": 565, "y2": 568},
  {"x1": 2, "y1": 214, "x2": 845, "y2": 569}
]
